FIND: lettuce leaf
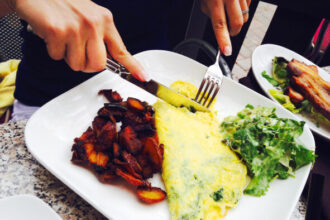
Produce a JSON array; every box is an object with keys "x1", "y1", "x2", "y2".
[
  {"x1": 268, "y1": 90, "x2": 330, "y2": 127},
  {"x1": 262, "y1": 71, "x2": 279, "y2": 87},
  {"x1": 221, "y1": 105, "x2": 315, "y2": 196},
  {"x1": 269, "y1": 89, "x2": 301, "y2": 113},
  {"x1": 272, "y1": 57, "x2": 289, "y2": 90}
]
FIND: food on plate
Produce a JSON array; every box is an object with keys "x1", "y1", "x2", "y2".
[
  {"x1": 220, "y1": 104, "x2": 315, "y2": 196},
  {"x1": 71, "y1": 89, "x2": 166, "y2": 204},
  {"x1": 287, "y1": 86, "x2": 304, "y2": 104},
  {"x1": 136, "y1": 186, "x2": 167, "y2": 204},
  {"x1": 169, "y1": 80, "x2": 216, "y2": 109},
  {"x1": 262, "y1": 57, "x2": 330, "y2": 126},
  {"x1": 71, "y1": 79, "x2": 315, "y2": 215},
  {"x1": 154, "y1": 81, "x2": 247, "y2": 219},
  {"x1": 287, "y1": 59, "x2": 330, "y2": 120}
]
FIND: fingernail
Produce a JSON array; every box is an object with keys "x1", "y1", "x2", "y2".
[
  {"x1": 224, "y1": 46, "x2": 232, "y2": 56},
  {"x1": 141, "y1": 69, "x2": 151, "y2": 82}
]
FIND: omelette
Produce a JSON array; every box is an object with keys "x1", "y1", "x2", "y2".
[{"x1": 153, "y1": 81, "x2": 247, "y2": 220}]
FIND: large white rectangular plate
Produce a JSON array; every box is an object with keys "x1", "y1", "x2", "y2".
[
  {"x1": 25, "y1": 50, "x2": 315, "y2": 220},
  {"x1": 252, "y1": 44, "x2": 330, "y2": 140}
]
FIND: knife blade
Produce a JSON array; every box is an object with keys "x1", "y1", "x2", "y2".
[{"x1": 117, "y1": 73, "x2": 210, "y2": 112}]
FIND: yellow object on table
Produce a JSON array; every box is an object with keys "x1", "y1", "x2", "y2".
[{"x1": 0, "y1": 59, "x2": 20, "y2": 117}]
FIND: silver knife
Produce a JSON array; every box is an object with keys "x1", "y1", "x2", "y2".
[{"x1": 106, "y1": 59, "x2": 210, "y2": 112}]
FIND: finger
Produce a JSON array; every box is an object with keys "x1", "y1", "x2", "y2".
[
  {"x1": 104, "y1": 21, "x2": 150, "y2": 81},
  {"x1": 239, "y1": 0, "x2": 249, "y2": 23},
  {"x1": 247, "y1": 0, "x2": 251, "y2": 7},
  {"x1": 65, "y1": 30, "x2": 86, "y2": 71},
  {"x1": 210, "y1": 1, "x2": 232, "y2": 56},
  {"x1": 84, "y1": 35, "x2": 107, "y2": 73},
  {"x1": 225, "y1": 0, "x2": 244, "y2": 36},
  {"x1": 45, "y1": 37, "x2": 66, "y2": 60}
]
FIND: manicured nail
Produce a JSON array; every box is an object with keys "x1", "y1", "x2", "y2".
[
  {"x1": 141, "y1": 69, "x2": 151, "y2": 82},
  {"x1": 224, "y1": 46, "x2": 232, "y2": 56}
]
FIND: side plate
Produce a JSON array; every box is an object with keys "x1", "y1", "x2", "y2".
[{"x1": 252, "y1": 44, "x2": 330, "y2": 140}]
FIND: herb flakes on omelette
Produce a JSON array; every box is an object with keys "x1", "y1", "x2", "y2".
[{"x1": 153, "y1": 81, "x2": 247, "y2": 220}]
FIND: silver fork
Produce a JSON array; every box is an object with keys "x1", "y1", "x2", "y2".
[
  {"x1": 105, "y1": 58, "x2": 129, "y2": 74},
  {"x1": 194, "y1": 50, "x2": 223, "y2": 108}
]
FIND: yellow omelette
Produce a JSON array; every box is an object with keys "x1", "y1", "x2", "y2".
[{"x1": 153, "y1": 81, "x2": 247, "y2": 220}]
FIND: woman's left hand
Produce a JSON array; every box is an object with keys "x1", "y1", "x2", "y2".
[{"x1": 201, "y1": 0, "x2": 251, "y2": 56}]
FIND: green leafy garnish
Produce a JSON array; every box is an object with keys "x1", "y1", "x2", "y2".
[
  {"x1": 261, "y1": 57, "x2": 289, "y2": 91},
  {"x1": 262, "y1": 71, "x2": 279, "y2": 87},
  {"x1": 271, "y1": 57, "x2": 289, "y2": 90},
  {"x1": 211, "y1": 188, "x2": 224, "y2": 202},
  {"x1": 269, "y1": 89, "x2": 299, "y2": 113},
  {"x1": 221, "y1": 105, "x2": 315, "y2": 196}
]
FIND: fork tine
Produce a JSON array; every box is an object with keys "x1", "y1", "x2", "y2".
[
  {"x1": 194, "y1": 77, "x2": 207, "y2": 102},
  {"x1": 198, "y1": 77, "x2": 211, "y2": 103},
  {"x1": 206, "y1": 83, "x2": 220, "y2": 108},
  {"x1": 106, "y1": 63, "x2": 130, "y2": 75},
  {"x1": 106, "y1": 63, "x2": 117, "y2": 72},
  {"x1": 106, "y1": 58, "x2": 121, "y2": 68},
  {"x1": 202, "y1": 80, "x2": 215, "y2": 106}
]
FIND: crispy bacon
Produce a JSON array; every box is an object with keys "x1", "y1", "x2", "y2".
[
  {"x1": 287, "y1": 87, "x2": 304, "y2": 104},
  {"x1": 112, "y1": 142, "x2": 121, "y2": 158},
  {"x1": 97, "y1": 121, "x2": 117, "y2": 149},
  {"x1": 127, "y1": 97, "x2": 146, "y2": 112},
  {"x1": 92, "y1": 116, "x2": 108, "y2": 137},
  {"x1": 98, "y1": 169, "x2": 117, "y2": 183},
  {"x1": 122, "y1": 151, "x2": 142, "y2": 174},
  {"x1": 119, "y1": 126, "x2": 143, "y2": 154},
  {"x1": 99, "y1": 89, "x2": 123, "y2": 103},
  {"x1": 287, "y1": 59, "x2": 330, "y2": 120},
  {"x1": 113, "y1": 158, "x2": 142, "y2": 179},
  {"x1": 71, "y1": 94, "x2": 165, "y2": 203},
  {"x1": 132, "y1": 123, "x2": 156, "y2": 138},
  {"x1": 136, "y1": 186, "x2": 166, "y2": 204},
  {"x1": 122, "y1": 111, "x2": 145, "y2": 128},
  {"x1": 102, "y1": 103, "x2": 128, "y2": 122},
  {"x1": 135, "y1": 154, "x2": 154, "y2": 179},
  {"x1": 74, "y1": 127, "x2": 95, "y2": 143},
  {"x1": 142, "y1": 137, "x2": 163, "y2": 172},
  {"x1": 116, "y1": 168, "x2": 150, "y2": 187}
]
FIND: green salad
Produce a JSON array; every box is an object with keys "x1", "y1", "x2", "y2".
[
  {"x1": 262, "y1": 57, "x2": 330, "y2": 127},
  {"x1": 220, "y1": 105, "x2": 315, "y2": 196}
]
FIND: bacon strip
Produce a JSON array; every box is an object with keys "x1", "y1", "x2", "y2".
[{"x1": 287, "y1": 59, "x2": 330, "y2": 120}]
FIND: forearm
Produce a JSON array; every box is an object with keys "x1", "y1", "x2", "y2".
[{"x1": 0, "y1": 0, "x2": 15, "y2": 17}]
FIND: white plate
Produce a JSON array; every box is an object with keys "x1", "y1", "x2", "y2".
[
  {"x1": 25, "y1": 50, "x2": 315, "y2": 220},
  {"x1": 0, "y1": 195, "x2": 62, "y2": 220},
  {"x1": 252, "y1": 44, "x2": 330, "y2": 140}
]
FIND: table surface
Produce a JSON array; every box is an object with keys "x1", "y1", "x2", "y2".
[
  {"x1": 0, "y1": 120, "x2": 308, "y2": 220},
  {"x1": 0, "y1": 120, "x2": 106, "y2": 220}
]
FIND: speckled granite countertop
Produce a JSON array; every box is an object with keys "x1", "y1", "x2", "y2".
[
  {"x1": 0, "y1": 120, "x2": 307, "y2": 220},
  {"x1": 0, "y1": 120, "x2": 106, "y2": 220}
]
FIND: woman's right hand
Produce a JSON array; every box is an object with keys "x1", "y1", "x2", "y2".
[{"x1": 14, "y1": 0, "x2": 150, "y2": 81}]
